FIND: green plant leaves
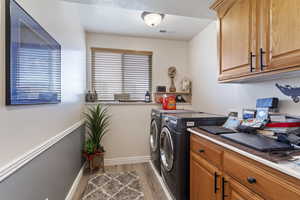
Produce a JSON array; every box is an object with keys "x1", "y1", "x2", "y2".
[
  {"x1": 84, "y1": 104, "x2": 110, "y2": 153},
  {"x1": 85, "y1": 139, "x2": 96, "y2": 154}
]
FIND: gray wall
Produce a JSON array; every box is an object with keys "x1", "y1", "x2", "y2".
[{"x1": 0, "y1": 125, "x2": 85, "y2": 200}]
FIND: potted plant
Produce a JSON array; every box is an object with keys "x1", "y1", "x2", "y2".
[{"x1": 83, "y1": 104, "x2": 110, "y2": 172}]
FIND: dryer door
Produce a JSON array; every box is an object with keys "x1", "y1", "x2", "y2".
[
  {"x1": 150, "y1": 120, "x2": 159, "y2": 152},
  {"x1": 160, "y1": 127, "x2": 174, "y2": 172}
]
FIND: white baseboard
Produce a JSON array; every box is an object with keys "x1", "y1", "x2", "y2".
[
  {"x1": 65, "y1": 163, "x2": 85, "y2": 200},
  {"x1": 104, "y1": 156, "x2": 150, "y2": 166},
  {"x1": 149, "y1": 161, "x2": 173, "y2": 200}
]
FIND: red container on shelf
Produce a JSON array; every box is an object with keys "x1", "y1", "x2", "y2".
[{"x1": 162, "y1": 95, "x2": 176, "y2": 110}]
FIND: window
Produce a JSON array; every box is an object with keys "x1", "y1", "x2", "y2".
[
  {"x1": 7, "y1": 0, "x2": 61, "y2": 105},
  {"x1": 91, "y1": 48, "x2": 152, "y2": 101}
]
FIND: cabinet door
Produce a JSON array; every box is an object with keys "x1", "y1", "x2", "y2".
[
  {"x1": 260, "y1": 0, "x2": 300, "y2": 71},
  {"x1": 218, "y1": 0, "x2": 257, "y2": 80},
  {"x1": 223, "y1": 176, "x2": 265, "y2": 200},
  {"x1": 190, "y1": 152, "x2": 221, "y2": 200}
]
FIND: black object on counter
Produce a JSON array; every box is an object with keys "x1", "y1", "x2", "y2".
[
  {"x1": 236, "y1": 125, "x2": 258, "y2": 134},
  {"x1": 221, "y1": 132, "x2": 292, "y2": 152},
  {"x1": 277, "y1": 132, "x2": 300, "y2": 146},
  {"x1": 198, "y1": 126, "x2": 235, "y2": 135}
]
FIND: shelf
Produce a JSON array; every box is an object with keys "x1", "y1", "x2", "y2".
[
  {"x1": 85, "y1": 102, "x2": 191, "y2": 106},
  {"x1": 154, "y1": 92, "x2": 192, "y2": 95}
]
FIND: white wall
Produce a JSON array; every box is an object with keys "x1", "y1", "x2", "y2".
[
  {"x1": 189, "y1": 21, "x2": 300, "y2": 117},
  {"x1": 87, "y1": 103, "x2": 191, "y2": 160},
  {"x1": 86, "y1": 33, "x2": 189, "y2": 92},
  {"x1": 101, "y1": 104, "x2": 158, "y2": 159},
  {"x1": 86, "y1": 33, "x2": 190, "y2": 159},
  {"x1": 0, "y1": 0, "x2": 86, "y2": 168}
]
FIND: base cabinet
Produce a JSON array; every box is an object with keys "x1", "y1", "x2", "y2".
[
  {"x1": 190, "y1": 134, "x2": 300, "y2": 200},
  {"x1": 223, "y1": 176, "x2": 264, "y2": 200},
  {"x1": 190, "y1": 152, "x2": 221, "y2": 200}
]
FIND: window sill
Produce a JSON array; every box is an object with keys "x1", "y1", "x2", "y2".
[{"x1": 85, "y1": 101, "x2": 192, "y2": 106}]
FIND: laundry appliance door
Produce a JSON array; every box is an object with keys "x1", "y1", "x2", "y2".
[
  {"x1": 150, "y1": 120, "x2": 159, "y2": 152},
  {"x1": 160, "y1": 127, "x2": 174, "y2": 172}
]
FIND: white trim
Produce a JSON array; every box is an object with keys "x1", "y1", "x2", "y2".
[
  {"x1": 188, "y1": 128, "x2": 300, "y2": 180},
  {"x1": 65, "y1": 163, "x2": 85, "y2": 200},
  {"x1": 104, "y1": 156, "x2": 150, "y2": 166},
  {"x1": 149, "y1": 161, "x2": 173, "y2": 200},
  {"x1": 0, "y1": 120, "x2": 85, "y2": 183}
]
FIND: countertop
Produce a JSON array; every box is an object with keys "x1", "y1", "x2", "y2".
[{"x1": 188, "y1": 127, "x2": 300, "y2": 180}]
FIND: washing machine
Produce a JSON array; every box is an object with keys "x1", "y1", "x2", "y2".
[
  {"x1": 150, "y1": 109, "x2": 197, "y2": 176},
  {"x1": 160, "y1": 113, "x2": 228, "y2": 200}
]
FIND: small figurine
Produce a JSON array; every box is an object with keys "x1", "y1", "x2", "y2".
[
  {"x1": 86, "y1": 91, "x2": 92, "y2": 102},
  {"x1": 168, "y1": 66, "x2": 177, "y2": 92},
  {"x1": 93, "y1": 89, "x2": 98, "y2": 102}
]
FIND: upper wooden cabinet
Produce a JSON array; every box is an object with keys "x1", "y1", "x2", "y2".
[
  {"x1": 211, "y1": 0, "x2": 300, "y2": 82},
  {"x1": 213, "y1": 0, "x2": 257, "y2": 80},
  {"x1": 260, "y1": 0, "x2": 300, "y2": 71}
]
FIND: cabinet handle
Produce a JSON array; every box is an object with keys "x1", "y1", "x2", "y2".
[
  {"x1": 214, "y1": 172, "x2": 219, "y2": 193},
  {"x1": 198, "y1": 149, "x2": 205, "y2": 153},
  {"x1": 260, "y1": 48, "x2": 266, "y2": 71},
  {"x1": 247, "y1": 177, "x2": 257, "y2": 184},
  {"x1": 222, "y1": 177, "x2": 228, "y2": 200},
  {"x1": 249, "y1": 52, "x2": 256, "y2": 72}
]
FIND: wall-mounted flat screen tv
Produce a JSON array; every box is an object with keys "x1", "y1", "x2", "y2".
[{"x1": 6, "y1": 0, "x2": 61, "y2": 105}]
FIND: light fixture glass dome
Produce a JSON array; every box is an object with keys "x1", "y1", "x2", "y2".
[{"x1": 141, "y1": 12, "x2": 165, "y2": 27}]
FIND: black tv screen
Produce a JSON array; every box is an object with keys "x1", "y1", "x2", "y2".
[{"x1": 6, "y1": 0, "x2": 61, "y2": 105}]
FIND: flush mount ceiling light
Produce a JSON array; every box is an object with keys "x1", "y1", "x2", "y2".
[{"x1": 141, "y1": 12, "x2": 165, "y2": 27}]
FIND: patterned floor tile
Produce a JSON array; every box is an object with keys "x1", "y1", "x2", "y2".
[
  {"x1": 128, "y1": 179, "x2": 142, "y2": 192},
  {"x1": 81, "y1": 171, "x2": 144, "y2": 200},
  {"x1": 113, "y1": 187, "x2": 140, "y2": 200},
  {"x1": 116, "y1": 173, "x2": 136, "y2": 185},
  {"x1": 90, "y1": 174, "x2": 110, "y2": 186},
  {"x1": 82, "y1": 183, "x2": 97, "y2": 197},
  {"x1": 102, "y1": 179, "x2": 124, "y2": 196},
  {"x1": 83, "y1": 189, "x2": 110, "y2": 200}
]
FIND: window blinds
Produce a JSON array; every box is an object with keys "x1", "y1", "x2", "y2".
[
  {"x1": 12, "y1": 45, "x2": 61, "y2": 104},
  {"x1": 91, "y1": 48, "x2": 152, "y2": 101}
]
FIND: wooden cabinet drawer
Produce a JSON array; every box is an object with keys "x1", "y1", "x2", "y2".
[
  {"x1": 190, "y1": 135, "x2": 223, "y2": 168},
  {"x1": 226, "y1": 176, "x2": 265, "y2": 200},
  {"x1": 223, "y1": 152, "x2": 300, "y2": 200}
]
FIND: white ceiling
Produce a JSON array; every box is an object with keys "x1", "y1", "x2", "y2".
[
  {"x1": 63, "y1": 0, "x2": 215, "y2": 40},
  {"x1": 64, "y1": 0, "x2": 216, "y2": 19}
]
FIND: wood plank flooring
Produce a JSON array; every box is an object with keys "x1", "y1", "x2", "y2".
[{"x1": 72, "y1": 162, "x2": 168, "y2": 200}]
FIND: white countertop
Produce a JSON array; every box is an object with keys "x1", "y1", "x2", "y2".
[{"x1": 188, "y1": 128, "x2": 300, "y2": 180}]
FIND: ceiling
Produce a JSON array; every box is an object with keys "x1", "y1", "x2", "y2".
[
  {"x1": 63, "y1": 0, "x2": 216, "y2": 19},
  {"x1": 63, "y1": 0, "x2": 216, "y2": 40}
]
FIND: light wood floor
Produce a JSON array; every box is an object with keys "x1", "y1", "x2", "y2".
[{"x1": 72, "y1": 162, "x2": 168, "y2": 200}]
